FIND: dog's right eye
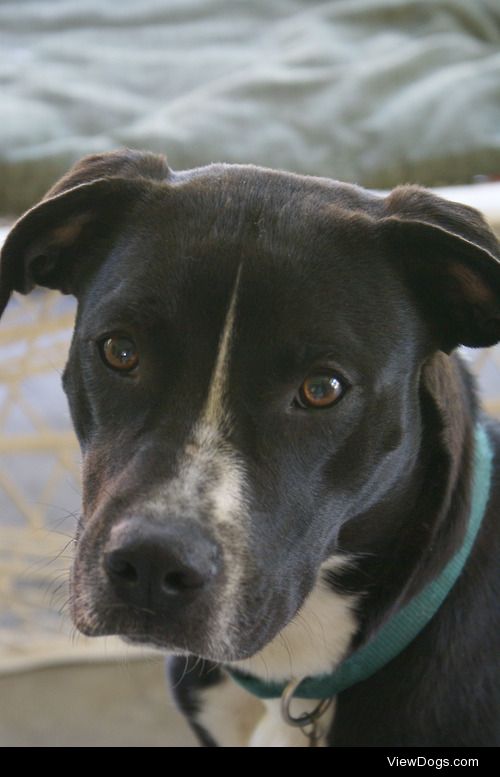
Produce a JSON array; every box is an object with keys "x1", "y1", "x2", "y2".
[
  {"x1": 294, "y1": 371, "x2": 346, "y2": 410},
  {"x1": 99, "y1": 334, "x2": 139, "y2": 373}
]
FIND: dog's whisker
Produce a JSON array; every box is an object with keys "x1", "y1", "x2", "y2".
[
  {"x1": 278, "y1": 631, "x2": 295, "y2": 677},
  {"x1": 57, "y1": 595, "x2": 72, "y2": 617}
]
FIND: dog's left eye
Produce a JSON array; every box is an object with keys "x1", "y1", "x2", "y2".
[
  {"x1": 99, "y1": 335, "x2": 139, "y2": 373},
  {"x1": 295, "y1": 371, "x2": 345, "y2": 409}
]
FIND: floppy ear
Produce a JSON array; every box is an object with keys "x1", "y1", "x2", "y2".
[
  {"x1": 0, "y1": 149, "x2": 169, "y2": 318},
  {"x1": 382, "y1": 186, "x2": 500, "y2": 351}
]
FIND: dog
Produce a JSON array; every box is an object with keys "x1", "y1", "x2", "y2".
[{"x1": 1, "y1": 149, "x2": 499, "y2": 747}]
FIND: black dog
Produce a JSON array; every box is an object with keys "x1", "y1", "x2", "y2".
[{"x1": 1, "y1": 150, "x2": 499, "y2": 746}]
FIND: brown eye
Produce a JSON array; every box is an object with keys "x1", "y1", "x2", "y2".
[
  {"x1": 296, "y1": 372, "x2": 345, "y2": 409},
  {"x1": 100, "y1": 335, "x2": 139, "y2": 372}
]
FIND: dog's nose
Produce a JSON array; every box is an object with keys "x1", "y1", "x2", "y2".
[{"x1": 103, "y1": 518, "x2": 220, "y2": 609}]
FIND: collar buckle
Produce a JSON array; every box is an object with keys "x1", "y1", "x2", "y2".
[{"x1": 280, "y1": 677, "x2": 333, "y2": 746}]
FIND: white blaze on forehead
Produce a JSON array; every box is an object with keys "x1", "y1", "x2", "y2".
[
  {"x1": 143, "y1": 265, "x2": 249, "y2": 658},
  {"x1": 201, "y1": 262, "x2": 243, "y2": 429},
  {"x1": 144, "y1": 266, "x2": 248, "y2": 657},
  {"x1": 191, "y1": 263, "x2": 247, "y2": 648},
  {"x1": 146, "y1": 261, "x2": 244, "y2": 520}
]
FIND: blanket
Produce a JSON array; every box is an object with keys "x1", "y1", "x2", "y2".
[{"x1": 1, "y1": 0, "x2": 500, "y2": 213}]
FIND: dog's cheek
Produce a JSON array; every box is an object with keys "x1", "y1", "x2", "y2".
[
  {"x1": 69, "y1": 537, "x2": 106, "y2": 636},
  {"x1": 81, "y1": 445, "x2": 113, "y2": 516},
  {"x1": 70, "y1": 446, "x2": 121, "y2": 632}
]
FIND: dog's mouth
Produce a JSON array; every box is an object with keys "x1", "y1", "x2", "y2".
[
  {"x1": 71, "y1": 586, "x2": 233, "y2": 657},
  {"x1": 102, "y1": 614, "x2": 195, "y2": 654},
  {"x1": 73, "y1": 602, "x2": 206, "y2": 654},
  {"x1": 71, "y1": 598, "x2": 270, "y2": 661}
]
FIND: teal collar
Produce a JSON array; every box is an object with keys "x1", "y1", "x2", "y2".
[{"x1": 229, "y1": 423, "x2": 493, "y2": 700}]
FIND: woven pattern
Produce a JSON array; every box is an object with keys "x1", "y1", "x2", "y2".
[
  {"x1": 0, "y1": 289, "x2": 499, "y2": 666},
  {"x1": 0, "y1": 291, "x2": 80, "y2": 663}
]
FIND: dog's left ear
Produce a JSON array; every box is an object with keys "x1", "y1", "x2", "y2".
[
  {"x1": 0, "y1": 149, "x2": 169, "y2": 318},
  {"x1": 382, "y1": 186, "x2": 500, "y2": 350}
]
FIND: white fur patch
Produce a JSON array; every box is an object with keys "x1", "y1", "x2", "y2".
[
  {"x1": 196, "y1": 674, "x2": 335, "y2": 747},
  {"x1": 232, "y1": 556, "x2": 359, "y2": 682},
  {"x1": 145, "y1": 424, "x2": 248, "y2": 657},
  {"x1": 249, "y1": 697, "x2": 335, "y2": 748},
  {"x1": 151, "y1": 423, "x2": 246, "y2": 527},
  {"x1": 205, "y1": 556, "x2": 359, "y2": 746},
  {"x1": 197, "y1": 674, "x2": 264, "y2": 747}
]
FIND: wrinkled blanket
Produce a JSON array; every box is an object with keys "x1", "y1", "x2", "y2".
[{"x1": 1, "y1": 0, "x2": 500, "y2": 213}]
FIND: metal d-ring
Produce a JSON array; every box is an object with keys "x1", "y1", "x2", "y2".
[{"x1": 280, "y1": 677, "x2": 334, "y2": 745}]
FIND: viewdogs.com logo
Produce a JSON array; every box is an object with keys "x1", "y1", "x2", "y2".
[{"x1": 387, "y1": 757, "x2": 479, "y2": 769}]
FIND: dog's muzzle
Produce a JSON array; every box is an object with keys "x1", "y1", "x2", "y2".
[{"x1": 71, "y1": 510, "x2": 228, "y2": 653}]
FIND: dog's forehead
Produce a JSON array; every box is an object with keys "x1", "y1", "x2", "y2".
[
  {"x1": 80, "y1": 166, "x2": 410, "y2": 367},
  {"x1": 167, "y1": 162, "x2": 384, "y2": 220},
  {"x1": 90, "y1": 167, "x2": 386, "y2": 311},
  {"x1": 170, "y1": 167, "x2": 384, "y2": 266}
]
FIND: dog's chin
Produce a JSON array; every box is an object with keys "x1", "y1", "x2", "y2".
[
  {"x1": 71, "y1": 606, "x2": 239, "y2": 661},
  {"x1": 120, "y1": 632, "x2": 190, "y2": 653},
  {"x1": 72, "y1": 605, "x2": 274, "y2": 663},
  {"x1": 119, "y1": 633, "x2": 269, "y2": 663},
  {"x1": 73, "y1": 610, "x2": 200, "y2": 653}
]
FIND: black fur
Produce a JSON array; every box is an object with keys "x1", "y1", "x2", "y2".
[
  {"x1": 1, "y1": 149, "x2": 499, "y2": 746},
  {"x1": 168, "y1": 657, "x2": 222, "y2": 748}
]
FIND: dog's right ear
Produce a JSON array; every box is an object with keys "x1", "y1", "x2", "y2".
[{"x1": 0, "y1": 149, "x2": 169, "y2": 318}]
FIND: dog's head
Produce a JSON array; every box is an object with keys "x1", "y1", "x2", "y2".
[{"x1": 1, "y1": 150, "x2": 500, "y2": 661}]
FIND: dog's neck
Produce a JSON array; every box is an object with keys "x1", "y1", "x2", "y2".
[{"x1": 335, "y1": 351, "x2": 476, "y2": 647}]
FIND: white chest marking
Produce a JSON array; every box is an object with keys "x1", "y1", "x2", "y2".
[
  {"x1": 218, "y1": 556, "x2": 359, "y2": 746},
  {"x1": 197, "y1": 674, "x2": 264, "y2": 747},
  {"x1": 249, "y1": 697, "x2": 335, "y2": 748},
  {"x1": 197, "y1": 674, "x2": 335, "y2": 747},
  {"x1": 233, "y1": 556, "x2": 359, "y2": 682}
]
